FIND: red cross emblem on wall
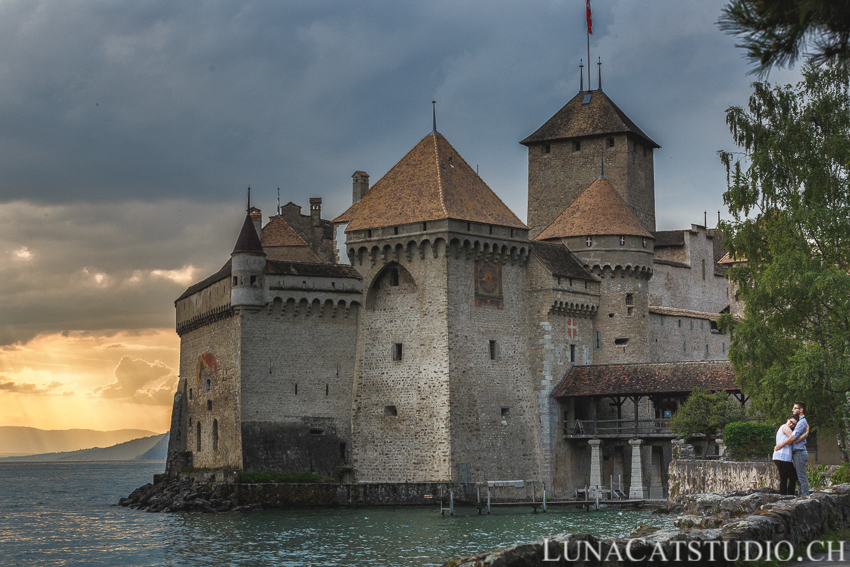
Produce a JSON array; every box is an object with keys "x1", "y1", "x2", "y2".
[{"x1": 566, "y1": 318, "x2": 578, "y2": 339}]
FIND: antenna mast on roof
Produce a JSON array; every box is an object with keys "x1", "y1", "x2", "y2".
[
  {"x1": 580, "y1": 60, "x2": 584, "y2": 91},
  {"x1": 598, "y1": 57, "x2": 602, "y2": 90},
  {"x1": 432, "y1": 100, "x2": 437, "y2": 133},
  {"x1": 277, "y1": 188, "x2": 281, "y2": 215},
  {"x1": 247, "y1": 187, "x2": 251, "y2": 213}
]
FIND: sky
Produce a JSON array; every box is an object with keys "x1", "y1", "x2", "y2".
[{"x1": 0, "y1": 0, "x2": 805, "y2": 433}]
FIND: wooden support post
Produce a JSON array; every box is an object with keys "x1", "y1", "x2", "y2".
[
  {"x1": 542, "y1": 487, "x2": 547, "y2": 512},
  {"x1": 450, "y1": 491, "x2": 454, "y2": 516}
]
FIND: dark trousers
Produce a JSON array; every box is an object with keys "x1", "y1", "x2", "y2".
[{"x1": 774, "y1": 459, "x2": 797, "y2": 495}]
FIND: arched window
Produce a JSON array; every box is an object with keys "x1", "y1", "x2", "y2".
[
  {"x1": 196, "y1": 422, "x2": 202, "y2": 452},
  {"x1": 213, "y1": 420, "x2": 219, "y2": 451}
]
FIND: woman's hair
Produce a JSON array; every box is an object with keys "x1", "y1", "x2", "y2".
[{"x1": 789, "y1": 416, "x2": 798, "y2": 423}]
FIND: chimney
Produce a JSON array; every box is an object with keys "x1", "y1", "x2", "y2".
[
  {"x1": 352, "y1": 171, "x2": 370, "y2": 203},
  {"x1": 249, "y1": 207, "x2": 262, "y2": 243},
  {"x1": 309, "y1": 198, "x2": 322, "y2": 227}
]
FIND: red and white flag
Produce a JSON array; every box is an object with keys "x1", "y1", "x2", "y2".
[{"x1": 586, "y1": 0, "x2": 592, "y2": 35}]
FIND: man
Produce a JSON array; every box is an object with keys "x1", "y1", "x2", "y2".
[{"x1": 774, "y1": 401, "x2": 810, "y2": 496}]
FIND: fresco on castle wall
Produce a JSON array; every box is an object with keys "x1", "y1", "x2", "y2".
[{"x1": 474, "y1": 261, "x2": 503, "y2": 308}]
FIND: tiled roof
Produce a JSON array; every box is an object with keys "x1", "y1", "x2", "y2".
[
  {"x1": 265, "y1": 260, "x2": 362, "y2": 279},
  {"x1": 262, "y1": 216, "x2": 309, "y2": 247},
  {"x1": 648, "y1": 306, "x2": 728, "y2": 322},
  {"x1": 553, "y1": 361, "x2": 737, "y2": 398},
  {"x1": 332, "y1": 131, "x2": 527, "y2": 231},
  {"x1": 265, "y1": 246, "x2": 323, "y2": 263},
  {"x1": 534, "y1": 177, "x2": 654, "y2": 240},
  {"x1": 521, "y1": 90, "x2": 659, "y2": 148},
  {"x1": 530, "y1": 242, "x2": 597, "y2": 281},
  {"x1": 652, "y1": 230, "x2": 685, "y2": 247},
  {"x1": 232, "y1": 212, "x2": 264, "y2": 255},
  {"x1": 176, "y1": 260, "x2": 231, "y2": 302}
]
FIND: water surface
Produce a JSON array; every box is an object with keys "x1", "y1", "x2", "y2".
[{"x1": 0, "y1": 462, "x2": 673, "y2": 566}]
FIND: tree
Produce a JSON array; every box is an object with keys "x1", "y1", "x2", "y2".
[
  {"x1": 671, "y1": 387, "x2": 746, "y2": 456},
  {"x1": 718, "y1": 60, "x2": 850, "y2": 458},
  {"x1": 719, "y1": 0, "x2": 850, "y2": 75}
]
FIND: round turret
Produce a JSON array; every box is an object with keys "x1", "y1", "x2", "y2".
[{"x1": 230, "y1": 211, "x2": 266, "y2": 309}]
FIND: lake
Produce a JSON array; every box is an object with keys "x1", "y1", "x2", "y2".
[{"x1": 0, "y1": 462, "x2": 673, "y2": 566}]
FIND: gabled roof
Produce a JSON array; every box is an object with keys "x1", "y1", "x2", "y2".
[
  {"x1": 332, "y1": 131, "x2": 527, "y2": 231},
  {"x1": 176, "y1": 260, "x2": 231, "y2": 302},
  {"x1": 521, "y1": 90, "x2": 659, "y2": 148},
  {"x1": 652, "y1": 230, "x2": 685, "y2": 247},
  {"x1": 231, "y1": 212, "x2": 264, "y2": 255},
  {"x1": 553, "y1": 361, "x2": 737, "y2": 398},
  {"x1": 262, "y1": 216, "x2": 309, "y2": 247},
  {"x1": 265, "y1": 260, "x2": 362, "y2": 279},
  {"x1": 533, "y1": 177, "x2": 653, "y2": 241},
  {"x1": 530, "y1": 242, "x2": 597, "y2": 281}
]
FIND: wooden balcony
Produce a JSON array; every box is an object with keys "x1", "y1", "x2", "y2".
[{"x1": 563, "y1": 418, "x2": 674, "y2": 439}]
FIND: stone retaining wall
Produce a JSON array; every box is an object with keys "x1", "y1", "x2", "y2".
[
  {"x1": 443, "y1": 485, "x2": 850, "y2": 566},
  {"x1": 668, "y1": 459, "x2": 777, "y2": 503}
]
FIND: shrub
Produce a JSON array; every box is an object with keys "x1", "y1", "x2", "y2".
[
  {"x1": 237, "y1": 472, "x2": 333, "y2": 484},
  {"x1": 831, "y1": 463, "x2": 850, "y2": 485},
  {"x1": 807, "y1": 464, "x2": 828, "y2": 490},
  {"x1": 722, "y1": 421, "x2": 774, "y2": 460}
]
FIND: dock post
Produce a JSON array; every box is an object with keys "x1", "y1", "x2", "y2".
[
  {"x1": 450, "y1": 491, "x2": 454, "y2": 516},
  {"x1": 542, "y1": 487, "x2": 547, "y2": 512},
  {"x1": 610, "y1": 475, "x2": 613, "y2": 501},
  {"x1": 595, "y1": 486, "x2": 599, "y2": 511},
  {"x1": 531, "y1": 481, "x2": 536, "y2": 504},
  {"x1": 487, "y1": 487, "x2": 491, "y2": 514}
]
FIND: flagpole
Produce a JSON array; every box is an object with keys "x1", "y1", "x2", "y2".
[{"x1": 586, "y1": 0, "x2": 591, "y2": 91}]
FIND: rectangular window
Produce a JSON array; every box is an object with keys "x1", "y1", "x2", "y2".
[
  {"x1": 702, "y1": 259, "x2": 706, "y2": 280},
  {"x1": 232, "y1": 276, "x2": 238, "y2": 286},
  {"x1": 489, "y1": 340, "x2": 498, "y2": 361},
  {"x1": 543, "y1": 143, "x2": 551, "y2": 154},
  {"x1": 250, "y1": 275, "x2": 257, "y2": 285},
  {"x1": 501, "y1": 407, "x2": 510, "y2": 419},
  {"x1": 595, "y1": 332, "x2": 602, "y2": 349},
  {"x1": 384, "y1": 404, "x2": 398, "y2": 417},
  {"x1": 690, "y1": 320, "x2": 694, "y2": 330},
  {"x1": 570, "y1": 344, "x2": 576, "y2": 363},
  {"x1": 625, "y1": 293, "x2": 633, "y2": 306},
  {"x1": 700, "y1": 320, "x2": 704, "y2": 330},
  {"x1": 678, "y1": 319, "x2": 682, "y2": 328},
  {"x1": 392, "y1": 343, "x2": 403, "y2": 362}
]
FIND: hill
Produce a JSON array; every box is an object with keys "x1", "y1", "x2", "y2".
[
  {"x1": 0, "y1": 433, "x2": 169, "y2": 462},
  {"x1": 0, "y1": 426, "x2": 160, "y2": 457}
]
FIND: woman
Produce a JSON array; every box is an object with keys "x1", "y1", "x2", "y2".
[{"x1": 773, "y1": 416, "x2": 807, "y2": 495}]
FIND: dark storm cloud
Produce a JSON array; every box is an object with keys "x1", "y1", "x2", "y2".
[{"x1": 0, "y1": 1, "x2": 806, "y2": 346}]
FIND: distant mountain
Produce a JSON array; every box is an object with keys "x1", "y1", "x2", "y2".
[
  {"x1": 0, "y1": 426, "x2": 160, "y2": 456},
  {"x1": 0, "y1": 433, "x2": 169, "y2": 462}
]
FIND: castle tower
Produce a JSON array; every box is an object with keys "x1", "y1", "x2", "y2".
[
  {"x1": 334, "y1": 129, "x2": 538, "y2": 484},
  {"x1": 535, "y1": 176, "x2": 654, "y2": 364},
  {"x1": 522, "y1": 89, "x2": 659, "y2": 237},
  {"x1": 230, "y1": 210, "x2": 266, "y2": 311}
]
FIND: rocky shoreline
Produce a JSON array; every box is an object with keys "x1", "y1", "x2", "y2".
[
  {"x1": 117, "y1": 474, "x2": 260, "y2": 513},
  {"x1": 444, "y1": 485, "x2": 850, "y2": 566}
]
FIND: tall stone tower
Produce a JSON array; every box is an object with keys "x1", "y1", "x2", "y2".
[
  {"x1": 334, "y1": 129, "x2": 539, "y2": 483},
  {"x1": 535, "y1": 176, "x2": 654, "y2": 364},
  {"x1": 522, "y1": 89, "x2": 659, "y2": 237},
  {"x1": 230, "y1": 211, "x2": 266, "y2": 311}
]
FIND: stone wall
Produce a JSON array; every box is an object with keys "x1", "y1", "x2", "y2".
[
  {"x1": 526, "y1": 131, "x2": 655, "y2": 237},
  {"x1": 648, "y1": 313, "x2": 730, "y2": 362},
  {"x1": 668, "y1": 459, "x2": 777, "y2": 503}
]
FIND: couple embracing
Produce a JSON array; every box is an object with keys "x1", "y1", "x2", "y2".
[{"x1": 772, "y1": 401, "x2": 810, "y2": 496}]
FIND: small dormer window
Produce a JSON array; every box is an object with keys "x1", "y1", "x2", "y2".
[
  {"x1": 619, "y1": 236, "x2": 625, "y2": 246},
  {"x1": 586, "y1": 236, "x2": 592, "y2": 247}
]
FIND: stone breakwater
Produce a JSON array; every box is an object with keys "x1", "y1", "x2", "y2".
[
  {"x1": 443, "y1": 485, "x2": 850, "y2": 566},
  {"x1": 118, "y1": 473, "x2": 470, "y2": 512}
]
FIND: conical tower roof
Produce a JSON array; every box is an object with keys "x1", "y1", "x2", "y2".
[
  {"x1": 333, "y1": 131, "x2": 526, "y2": 231},
  {"x1": 231, "y1": 212, "x2": 264, "y2": 255},
  {"x1": 521, "y1": 90, "x2": 659, "y2": 148},
  {"x1": 534, "y1": 177, "x2": 653, "y2": 241}
]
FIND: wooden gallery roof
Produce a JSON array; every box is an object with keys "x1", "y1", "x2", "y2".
[
  {"x1": 333, "y1": 131, "x2": 526, "y2": 231},
  {"x1": 553, "y1": 361, "x2": 738, "y2": 398}
]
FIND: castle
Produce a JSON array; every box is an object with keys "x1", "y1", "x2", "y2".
[{"x1": 165, "y1": 87, "x2": 739, "y2": 499}]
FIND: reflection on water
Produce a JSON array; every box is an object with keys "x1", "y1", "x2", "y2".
[{"x1": 0, "y1": 462, "x2": 673, "y2": 566}]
